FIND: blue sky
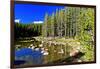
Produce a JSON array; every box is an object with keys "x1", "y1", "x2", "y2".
[{"x1": 15, "y1": 4, "x2": 64, "y2": 24}]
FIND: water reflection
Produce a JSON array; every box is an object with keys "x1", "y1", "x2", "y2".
[
  {"x1": 15, "y1": 48, "x2": 43, "y2": 65},
  {"x1": 14, "y1": 38, "x2": 83, "y2": 66}
]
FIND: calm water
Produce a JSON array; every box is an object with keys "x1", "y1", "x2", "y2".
[
  {"x1": 14, "y1": 38, "x2": 74, "y2": 66},
  {"x1": 15, "y1": 48, "x2": 43, "y2": 65}
]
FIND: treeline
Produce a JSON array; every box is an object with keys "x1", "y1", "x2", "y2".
[
  {"x1": 14, "y1": 23, "x2": 42, "y2": 39},
  {"x1": 15, "y1": 6, "x2": 94, "y2": 41},
  {"x1": 42, "y1": 7, "x2": 94, "y2": 40}
]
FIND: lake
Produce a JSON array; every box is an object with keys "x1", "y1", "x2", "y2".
[
  {"x1": 15, "y1": 48, "x2": 43, "y2": 65},
  {"x1": 14, "y1": 37, "x2": 82, "y2": 66}
]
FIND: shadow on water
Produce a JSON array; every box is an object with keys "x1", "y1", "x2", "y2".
[
  {"x1": 47, "y1": 52, "x2": 85, "y2": 64},
  {"x1": 14, "y1": 60, "x2": 26, "y2": 65}
]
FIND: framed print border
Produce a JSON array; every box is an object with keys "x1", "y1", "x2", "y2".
[{"x1": 11, "y1": 0, "x2": 96, "y2": 68}]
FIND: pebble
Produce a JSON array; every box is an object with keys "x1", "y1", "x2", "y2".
[
  {"x1": 58, "y1": 49, "x2": 64, "y2": 54},
  {"x1": 43, "y1": 51, "x2": 49, "y2": 55},
  {"x1": 30, "y1": 44, "x2": 33, "y2": 46},
  {"x1": 77, "y1": 59, "x2": 82, "y2": 62},
  {"x1": 39, "y1": 44, "x2": 43, "y2": 47},
  {"x1": 34, "y1": 48, "x2": 39, "y2": 51}
]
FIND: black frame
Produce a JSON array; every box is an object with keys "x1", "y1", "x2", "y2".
[{"x1": 11, "y1": 0, "x2": 96, "y2": 68}]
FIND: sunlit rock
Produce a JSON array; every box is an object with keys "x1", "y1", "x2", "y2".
[
  {"x1": 40, "y1": 48, "x2": 49, "y2": 55},
  {"x1": 41, "y1": 50, "x2": 44, "y2": 54},
  {"x1": 28, "y1": 46, "x2": 31, "y2": 48},
  {"x1": 39, "y1": 44, "x2": 43, "y2": 47},
  {"x1": 28, "y1": 44, "x2": 35, "y2": 50},
  {"x1": 31, "y1": 46, "x2": 35, "y2": 50},
  {"x1": 16, "y1": 45, "x2": 21, "y2": 47},
  {"x1": 58, "y1": 49, "x2": 64, "y2": 54},
  {"x1": 77, "y1": 59, "x2": 82, "y2": 62},
  {"x1": 30, "y1": 44, "x2": 33, "y2": 46},
  {"x1": 41, "y1": 41, "x2": 44, "y2": 44},
  {"x1": 45, "y1": 48, "x2": 48, "y2": 51},
  {"x1": 43, "y1": 51, "x2": 49, "y2": 55},
  {"x1": 49, "y1": 41, "x2": 52, "y2": 46},
  {"x1": 76, "y1": 46, "x2": 80, "y2": 50},
  {"x1": 34, "y1": 48, "x2": 40, "y2": 51},
  {"x1": 16, "y1": 45, "x2": 21, "y2": 49},
  {"x1": 77, "y1": 42, "x2": 80, "y2": 45},
  {"x1": 69, "y1": 49, "x2": 79, "y2": 57},
  {"x1": 41, "y1": 47, "x2": 45, "y2": 51}
]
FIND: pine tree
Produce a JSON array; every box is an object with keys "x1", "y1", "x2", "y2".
[
  {"x1": 51, "y1": 13, "x2": 55, "y2": 37},
  {"x1": 43, "y1": 13, "x2": 48, "y2": 37}
]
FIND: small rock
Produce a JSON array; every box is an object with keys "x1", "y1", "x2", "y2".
[
  {"x1": 16, "y1": 45, "x2": 21, "y2": 47},
  {"x1": 43, "y1": 51, "x2": 49, "y2": 55},
  {"x1": 70, "y1": 49, "x2": 79, "y2": 57},
  {"x1": 31, "y1": 46, "x2": 35, "y2": 49},
  {"x1": 41, "y1": 48, "x2": 45, "y2": 50},
  {"x1": 30, "y1": 44, "x2": 33, "y2": 46},
  {"x1": 41, "y1": 41, "x2": 44, "y2": 43},
  {"x1": 77, "y1": 42, "x2": 80, "y2": 45},
  {"x1": 45, "y1": 48, "x2": 48, "y2": 51},
  {"x1": 58, "y1": 49, "x2": 64, "y2": 54},
  {"x1": 41, "y1": 50, "x2": 44, "y2": 53},
  {"x1": 39, "y1": 44, "x2": 43, "y2": 47},
  {"x1": 35, "y1": 48, "x2": 39, "y2": 51},
  {"x1": 77, "y1": 59, "x2": 82, "y2": 62}
]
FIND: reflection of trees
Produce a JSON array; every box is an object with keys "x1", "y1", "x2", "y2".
[{"x1": 47, "y1": 52, "x2": 85, "y2": 64}]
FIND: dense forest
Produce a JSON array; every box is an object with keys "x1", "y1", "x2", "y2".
[
  {"x1": 14, "y1": 23, "x2": 42, "y2": 39},
  {"x1": 43, "y1": 7, "x2": 94, "y2": 40}
]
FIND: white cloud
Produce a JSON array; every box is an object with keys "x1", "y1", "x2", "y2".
[
  {"x1": 15, "y1": 19, "x2": 20, "y2": 23},
  {"x1": 33, "y1": 21, "x2": 43, "y2": 24}
]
